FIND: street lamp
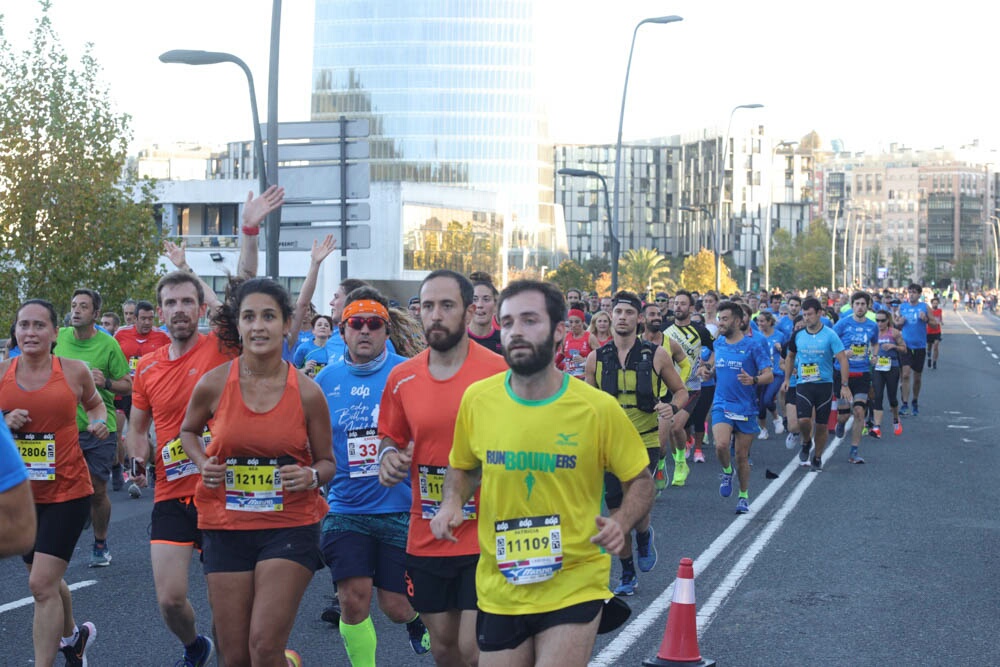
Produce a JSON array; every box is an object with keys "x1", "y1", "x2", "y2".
[
  {"x1": 715, "y1": 103, "x2": 764, "y2": 293},
  {"x1": 558, "y1": 168, "x2": 616, "y2": 293},
  {"x1": 611, "y1": 15, "x2": 683, "y2": 296},
  {"x1": 989, "y1": 215, "x2": 1000, "y2": 292},
  {"x1": 765, "y1": 140, "x2": 798, "y2": 292}
]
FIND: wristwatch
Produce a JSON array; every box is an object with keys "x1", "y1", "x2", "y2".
[
  {"x1": 306, "y1": 467, "x2": 320, "y2": 490},
  {"x1": 104, "y1": 377, "x2": 113, "y2": 390}
]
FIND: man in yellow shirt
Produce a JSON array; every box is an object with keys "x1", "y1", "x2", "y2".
[{"x1": 431, "y1": 280, "x2": 654, "y2": 667}]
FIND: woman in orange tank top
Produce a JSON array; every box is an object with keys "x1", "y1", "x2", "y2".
[
  {"x1": 180, "y1": 278, "x2": 334, "y2": 666},
  {"x1": 0, "y1": 299, "x2": 108, "y2": 666}
]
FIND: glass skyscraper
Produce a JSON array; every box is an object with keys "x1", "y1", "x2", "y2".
[{"x1": 311, "y1": 0, "x2": 558, "y2": 270}]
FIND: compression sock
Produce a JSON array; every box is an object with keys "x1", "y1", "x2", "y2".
[
  {"x1": 620, "y1": 556, "x2": 636, "y2": 575},
  {"x1": 636, "y1": 529, "x2": 651, "y2": 549},
  {"x1": 673, "y1": 447, "x2": 686, "y2": 463},
  {"x1": 738, "y1": 490, "x2": 749, "y2": 499},
  {"x1": 61, "y1": 626, "x2": 79, "y2": 647},
  {"x1": 340, "y1": 616, "x2": 377, "y2": 667},
  {"x1": 722, "y1": 465, "x2": 733, "y2": 475}
]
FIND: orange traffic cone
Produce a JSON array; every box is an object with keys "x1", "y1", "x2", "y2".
[{"x1": 643, "y1": 558, "x2": 716, "y2": 666}]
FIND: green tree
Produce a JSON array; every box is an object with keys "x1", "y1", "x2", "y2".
[
  {"x1": 888, "y1": 246, "x2": 911, "y2": 287},
  {"x1": 581, "y1": 256, "x2": 610, "y2": 281},
  {"x1": 679, "y1": 248, "x2": 738, "y2": 294},
  {"x1": 546, "y1": 259, "x2": 592, "y2": 294},
  {"x1": 790, "y1": 220, "x2": 833, "y2": 289},
  {"x1": 618, "y1": 248, "x2": 675, "y2": 297},
  {"x1": 768, "y1": 228, "x2": 797, "y2": 290},
  {"x1": 0, "y1": 2, "x2": 162, "y2": 318}
]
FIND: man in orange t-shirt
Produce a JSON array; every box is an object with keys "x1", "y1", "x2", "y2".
[
  {"x1": 127, "y1": 271, "x2": 232, "y2": 667},
  {"x1": 378, "y1": 269, "x2": 507, "y2": 667}
]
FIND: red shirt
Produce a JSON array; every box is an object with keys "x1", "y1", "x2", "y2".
[
  {"x1": 557, "y1": 332, "x2": 594, "y2": 378},
  {"x1": 927, "y1": 309, "x2": 942, "y2": 335},
  {"x1": 115, "y1": 326, "x2": 170, "y2": 376}
]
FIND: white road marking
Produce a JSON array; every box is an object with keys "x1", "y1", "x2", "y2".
[
  {"x1": 947, "y1": 425, "x2": 971, "y2": 429},
  {"x1": 0, "y1": 580, "x2": 98, "y2": 615}
]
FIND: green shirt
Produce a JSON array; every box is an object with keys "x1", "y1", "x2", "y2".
[{"x1": 54, "y1": 327, "x2": 130, "y2": 432}]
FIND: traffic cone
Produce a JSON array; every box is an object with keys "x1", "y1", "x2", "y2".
[{"x1": 643, "y1": 558, "x2": 716, "y2": 666}]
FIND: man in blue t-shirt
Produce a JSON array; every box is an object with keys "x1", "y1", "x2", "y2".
[
  {"x1": 783, "y1": 297, "x2": 850, "y2": 472},
  {"x1": 0, "y1": 419, "x2": 36, "y2": 557},
  {"x1": 314, "y1": 288, "x2": 430, "y2": 663},
  {"x1": 712, "y1": 301, "x2": 773, "y2": 514},
  {"x1": 832, "y1": 291, "x2": 880, "y2": 463},
  {"x1": 894, "y1": 283, "x2": 937, "y2": 416}
]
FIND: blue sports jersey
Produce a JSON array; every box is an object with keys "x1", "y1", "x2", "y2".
[
  {"x1": 788, "y1": 325, "x2": 844, "y2": 384},
  {"x1": 315, "y1": 353, "x2": 411, "y2": 515},
  {"x1": 292, "y1": 338, "x2": 324, "y2": 367},
  {"x1": 762, "y1": 329, "x2": 788, "y2": 377},
  {"x1": 833, "y1": 316, "x2": 879, "y2": 374},
  {"x1": 776, "y1": 316, "x2": 795, "y2": 339},
  {"x1": 700, "y1": 346, "x2": 715, "y2": 388},
  {"x1": 0, "y1": 420, "x2": 28, "y2": 493},
  {"x1": 712, "y1": 334, "x2": 772, "y2": 418},
  {"x1": 898, "y1": 301, "x2": 931, "y2": 349}
]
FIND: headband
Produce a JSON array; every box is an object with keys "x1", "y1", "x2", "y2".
[
  {"x1": 611, "y1": 295, "x2": 642, "y2": 313},
  {"x1": 342, "y1": 299, "x2": 389, "y2": 322},
  {"x1": 568, "y1": 308, "x2": 586, "y2": 321}
]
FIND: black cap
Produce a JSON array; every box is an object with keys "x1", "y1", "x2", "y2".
[{"x1": 408, "y1": 296, "x2": 420, "y2": 305}]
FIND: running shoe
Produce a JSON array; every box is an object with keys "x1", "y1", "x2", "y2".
[
  {"x1": 636, "y1": 526, "x2": 658, "y2": 573},
  {"x1": 785, "y1": 432, "x2": 798, "y2": 450},
  {"x1": 773, "y1": 418, "x2": 785, "y2": 435},
  {"x1": 407, "y1": 616, "x2": 431, "y2": 655},
  {"x1": 671, "y1": 459, "x2": 690, "y2": 487},
  {"x1": 175, "y1": 635, "x2": 214, "y2": 667},
  {"x1": 927, "y1": 356, "x2": 932, "y2": 369},
  {"x1": 759, "y1": 427, "x2": 769, "y2": 440},
  {"x1": 810, "y1": 456, "x2": 823, "y2": 472},
  {"x1": 61, "y1": 621, "x2": 96, "y2": 667},
  {"x1": 693, "y1": 448, "x2": 705, "y2": 463},
  {"x1": 613, "y1": 571, "x2": 638, "y2": 596},
  {"x1": 799, "y1": 441, "x2": 811, "y2": 464},
  {"x1": 111, "y1": 464, "x2": 124, "y2": 492},
  {"x1": 719, "y1": 470, "x2": 734, "y2": 498},
  {"x1": 870, "y1": 426, "x2": 882, "y2": 439},
  {"x1": 653, "y1": 458, "x2": 668, "y2": 491},
  {"x1": 128, "y1": 482, "x2": 142, "y2": 499},
  {"x1": 321, "y1": 596, "x2": 342, "y2": 625},
  {"x1": 735, "y1": 497, "x2": 750, "y2": 514},
  {"x1": 911, "y1": 401, "x2": 919, "y2": 417},
  {"x1": 89, "y1": 543, "x2": 111, "y2": 568},
  {"x1": 893, "y1": 421, "x2": 903, "y2": 436},
  {"x1": 284, "y1": 649, "x2": 302, "y2": 667},
  {"x1": 848, "y1": 447, "x2": 865, "y2": 464},
  {"x1": 899, "y1": 403, "x2": 910, "y2": 416},
  {"x1": 835, "y1": 421, "x2": 845, "y2": 439}
]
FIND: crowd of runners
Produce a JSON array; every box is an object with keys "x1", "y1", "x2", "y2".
[{"x1": 0, "y1": 185, "x2": 977, "y2": 667}]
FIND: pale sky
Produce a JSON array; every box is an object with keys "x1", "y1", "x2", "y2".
[{"x1": 3, "y1": 0, "x2": 996, "y2": 154}]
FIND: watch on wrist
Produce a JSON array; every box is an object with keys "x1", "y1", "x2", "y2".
[
  {"x1": 307, "y1": 467, "x2": 320, "y2": 489},
  {"x1": 104, "y1": 377, "x2": 113, "y2": 390},
  {"x1": 752, "y1": 375, "x2": 758, "y2": 385}
]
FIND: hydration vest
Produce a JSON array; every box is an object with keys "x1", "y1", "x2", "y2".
[{"x1": 596, "y1": 338, "x2": 659, "y2": 413}]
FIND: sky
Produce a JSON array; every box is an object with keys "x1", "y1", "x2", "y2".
[{"x1": 3, "y1": 0, "x2": 998, "y2": 155}]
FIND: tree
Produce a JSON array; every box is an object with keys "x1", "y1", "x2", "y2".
[
  {"x1": 768, "y1": 228, "x2": 797, "y2": 291},
  {"x1": 581, "y1": 256, "x2": 610, "y2": 281},
  {"x1": 546, "y1": 259, "x2": 592, "y2": 294},
  {"x1": 618, "y1": 248, "x2": 675, "y2": 297},
  {"x1": 888, "y1": 246, "x2": 911, "y2": 287},
  {"x1": 793, "y1": 220, "x2": 834, "y2": 289},
  {"x1": 0, "y1": 2, "x2": 162, "y2": 318},
  {"x1": 593, "y1": 271, "x2": 611, "y2": 297},
  {"x1": 680, "y1": 249, "x2": 738, "y2": 294}
]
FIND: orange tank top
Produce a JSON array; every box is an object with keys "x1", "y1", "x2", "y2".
[
  {"x1": 0, "y1": 357, "x2": 94, "y2": 504},
  {"x1": 195, "y1": 361, "x2": 328, "y2": 530}
]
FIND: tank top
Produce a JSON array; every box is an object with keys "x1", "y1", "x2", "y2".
[
  {"x1": 0, "y1": 357, "x2": 94, "y2": 504},
  {"x1": 875, "y1": 330, "x2": 901, "y2": 369},
  {"x1": 195, "y1": 361, "x2": 328, "y2": 530},
  {"x1": 559, "y1": 332, "x2": 594, "y2": 379}
]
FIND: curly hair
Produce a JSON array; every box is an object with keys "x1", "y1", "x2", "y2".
[
  {"x1": 211, "y1": 277, "x2": 293, "y2": 353},
  {"x1": 387, "y1": 308, "x2": 426, "y2": 358}
]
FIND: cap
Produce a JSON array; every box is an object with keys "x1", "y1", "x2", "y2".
[
  {"x1": 655, "y1": 291, "x2": 669, "y2": 299},
  {"x1": 408, "y1": 296, "x2": 420, "y2": 305}
]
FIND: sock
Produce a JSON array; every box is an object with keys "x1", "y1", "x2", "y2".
[
  {"x1": 673, "y1": 448, "x2": 685, "y2": 463},
  {"x1": 722, "y1": 465, "x2": 733, "y2": 474},
  {"x1": 184, "y1": 637, "x2": 203, "y2": 655},
  {"x1": 738, "y1": 490, "x2": 749, "y2": 499},
  {"x1": 636, "y1": 529, "x2": 651, "y2": 548},
  {"x1": 94, "y1": 539, "x2": 107, "y2": 549},
  {"x1": 340, "y1": 616, "x2": 377, "y2": 667},
  {"x1": 912, "y1": 398, "x2": 918, "y2": 408},
  {"x1": 620, "y1": 556, "x2": 635, "y2": 575}
]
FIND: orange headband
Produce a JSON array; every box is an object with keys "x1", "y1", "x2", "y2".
[{"x1": 342, "y1": 299, "x2": 389, "y2": 322}]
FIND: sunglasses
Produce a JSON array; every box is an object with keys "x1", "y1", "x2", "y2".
[
  {"x1": 655, "y1": 298, "x2": 668, "y2": 302},
  {"x1": 876, "y1": 318, "x2": 889, "y2": 322},
  {"x1": 345, "y1": 316, "x2": 387, "y2": 331}
]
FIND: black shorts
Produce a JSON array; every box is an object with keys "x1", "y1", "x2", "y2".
[
  {"x1": 900, "y1": 347, "x2": 927, "y2": 371},
  {"x1": 115, "y1": 394, "x2": 133, "y2": 421},
  {"x1": 834, "y1": 374, "x2": 871, "y2": 412},
  {"x1": 23, "y1": 495, "x2": 91, "y2": 564},
  {"x1": 688, "y1": 385, "x2": 715, "y2": 431},
  {"x1": 202, "y1": 523, "x2": 323, "y2": 574},
  {"x1": 926, "y1": 333, "x2": 941, "y2": 344},
  {"x1": 321, "y1": 512, "x2": 408, "y2": 594},
  {"x1": 676, "y1": 390, "x2": 701, "y2": 417},
  {"x1": 604, "y1": 447, "x2": 659, "y2": 510},
  {"x1": 476, "y1": 599, "x2": 603, "y2": 652},
  {"x1": 795, "y1": 382, "x2": 834, "y2": 424},
  {"x1": 151, "y1": 497, "x2": 201, "y2": 548},
  {"x1": 785, "y1": 384, "x2": 798, "y2": 406},
  {"x1": 79, "y1": 431, "x2": 118, "y2": 481},
  {"x1": 405, "y1": 553, "x2": 479, "y2": 613}
]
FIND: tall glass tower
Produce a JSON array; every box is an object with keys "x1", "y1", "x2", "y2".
[{"x1": 311, "y1": 0, "x2": 557, "y2": 270}]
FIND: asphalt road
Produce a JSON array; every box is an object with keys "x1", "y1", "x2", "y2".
[{"x1": 1, "y1": 308, "x2": 997, "y2": 666}]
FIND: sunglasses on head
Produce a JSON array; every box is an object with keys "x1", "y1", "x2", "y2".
[{"x1": 345, "y1": 316, "x2": 387, "y2": 331}]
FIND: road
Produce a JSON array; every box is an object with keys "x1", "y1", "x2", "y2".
[{"x1": 2, "y1": 309, "x2": 998, "y2": 666}]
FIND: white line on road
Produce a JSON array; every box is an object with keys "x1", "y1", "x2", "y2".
[
  {"x1": 0, "y1": 580, "x2": 98, "y2": 615},
  {"x1": 947, "y1": 425, "x2": 971, "y2": 429},
  {"x1": 591, "y1": 429, "x2": 847, "y2": 666}
]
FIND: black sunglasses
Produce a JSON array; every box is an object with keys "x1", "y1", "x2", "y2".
[
  {"x1": 876, "y1": 318, "x2": 889, "y2": 322},
  {"x1": 345, "y1": 316, "x2": 387, "y2": 331}
]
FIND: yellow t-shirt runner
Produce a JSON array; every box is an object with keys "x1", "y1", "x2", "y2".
[{"x1": 449, "y1": 371, "x2": 649, "y2": 615}]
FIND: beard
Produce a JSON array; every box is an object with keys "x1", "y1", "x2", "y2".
[
  {"x1": 425, "y1": 323, "x2": 465, "y2": 352},
  {"x1": 503, "y1": 330, "x2": 557, "y2": 376}
]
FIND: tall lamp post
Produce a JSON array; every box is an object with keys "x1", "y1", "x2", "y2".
[
  {"x1": 715, "y1": 103, "x2": 764, "y2": 292},
  {"x1": 989, "y1": 215, "x2": 1000, "y2": 292},
  {"x1": 765, "y1": 139, "x2": 798, "y2": 292},
  {"x1": 557, "y1": 168, "x2": 616, "y2": 292},
  {"x1": 611, "y1": 15, "x2": 683, "y2": 296},
  {"x1": 830, "y1": 199, "x2": 842, "y2": 291}
]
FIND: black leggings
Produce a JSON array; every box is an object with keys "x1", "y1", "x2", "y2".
[{"x1": 872, "y1": 367, "x2": 900, "y2": 410}]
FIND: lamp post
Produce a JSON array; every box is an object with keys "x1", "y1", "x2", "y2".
[
  {"x1": 558, "y1": 168, "x2": 616, "y2": 292},
  {"x1": 611, "y1": 15, "x2": 683, "y2": 296},
  {"x1": 830, "y1": 199, "x2": 841, "y2": 291},
  {"x1": 715, "y1": 103, "x2": 764, "y2": 292},
  {"x1": 989, "y1": 215, "x2": 1000, "y2": 292},
  {"x1": 765, "y1": 140, "x2": 798, "y2": 292}
]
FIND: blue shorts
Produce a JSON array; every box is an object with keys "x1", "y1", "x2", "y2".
[{"x1": 711, "y1": 407, "x2": 760, "y2": 435}]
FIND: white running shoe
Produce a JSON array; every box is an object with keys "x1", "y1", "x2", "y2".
[
  {"x1": 758, "y1": 428, "x2": 769, "y2": 440},
  {"x1": 785, "y1": 432, "x2": 799, "y2": 450},
  {"x1": 773, "y1": 418, "x2": 785, "y2": 435}
]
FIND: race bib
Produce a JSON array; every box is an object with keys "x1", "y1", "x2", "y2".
[
  {"x1": 850, "y1": 344, "x2": 867, "y2": 358},
  {"x1": 875, "y1": 356, "x2": 892, "y2": 372},
  {"x1": 225, "y1": 457, "x2": 283, "y2": 512},
  {"x1": 495, "y1": 515, "x2": 563, "y2": 585},
  {"x1": 162, "y1": 436, "x2": 198, "y2": 482},
  {"x1": 800, "y1": 363, "x2": 820, "y2": 381},
  {"x1": 347, "y1": 428, "x2": 379, "y2": 478},
  {"x1": 723, "y1": 411, "x2": 749, "y2": 422},
  {"x1": 15, "y1": 432, "x2": 55, "y2": 481},
  {"x1": 307, "y1": 363, "x2": 326, "y2": 378},
  {"x1": 418, "y1": 465, "x2": 476, "y2": 520},
  {"x1": 129, "y1": 356, "x2": 141, "y2": 374}
]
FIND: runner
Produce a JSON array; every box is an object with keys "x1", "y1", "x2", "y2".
[
  {"x1": 431, "y1": 279, "x2": 654, "y2": 667},
  {"x1": 895, "y1": 283, "x2": 937, "y2": 416},
  {"x1": 926, "y1": 296, "x2": 943, "y2": 369},
  {"x1": 294, "y1": 315, "x2": 334, "y2": 377},
  {"x1": 832, "y1": 291, "x2": 879, "y2": 464},
  {"x1": 711, "y1": 301, "x2": 773, "y2": 513},
  {"x1": 1, "y1": 299, "x2": 105, "y2": 667},
  {"x1": 557, "y1": 308, "x2": 598, "y2": 380},
  {"x1": 754, "y1": 312, "x2": 786, "y2": 439},
  {"x1": 127, "y1": 270, "x2": 233, "y2": 667},
  {"x1": 467, "y1": 274, "x2": 503, "y2": 355},
  {"x1": 583, "y1": 291, "x2": 687, "y2": 595},
  {"x1": 180, "y1": 277, "x2": 335, "y2": 666},
  {"x1": 782, "y1": 297, "x2": 851, "y2": 471},
  {"x1": 588, "y1": 311, "x2": 612, "y2": 347},
  {"x1": 378, "y1": 269, "x2": 508, "y2": 667},
  {"x1": 315, "y1": 286, "x2": 431, "y2": 665},
  {"x1": 870, "y1": 312, "x2": 907, "y2": 438}
]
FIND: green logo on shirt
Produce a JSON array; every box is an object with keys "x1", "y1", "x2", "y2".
[
  {"x1": 555, "y1": 433, "x2": 578, "y2": 447},
  {"x1": 525, "y1": 471, "x2": 535, "y2": 500}
]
